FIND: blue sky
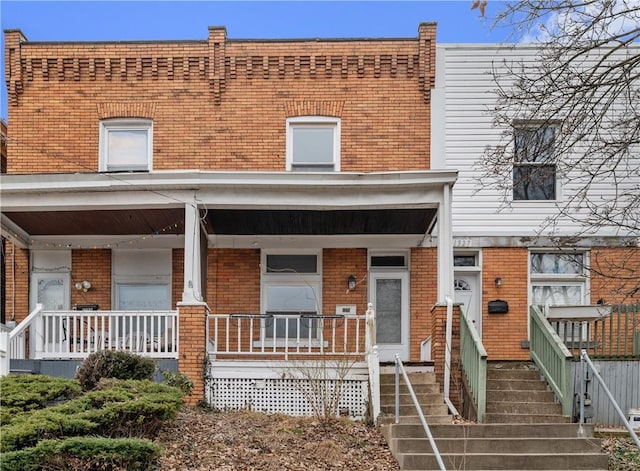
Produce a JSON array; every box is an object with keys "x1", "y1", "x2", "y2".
[{"x1": 1, "y1": 1, "x2": 511, "y2": 120}]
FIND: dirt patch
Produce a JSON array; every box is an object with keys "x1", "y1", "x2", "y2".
[{"x1": 155, "y1": 407, "x2": 400, "y2": 470}]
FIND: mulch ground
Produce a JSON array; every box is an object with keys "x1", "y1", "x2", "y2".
[{"x1": 155, "y1": 407, "x2": 401, "y2": 470}]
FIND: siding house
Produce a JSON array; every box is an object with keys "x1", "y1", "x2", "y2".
[
  {"x1": 431, "y1": 43, "x2": 639, "y2": 359},
  {"x1": 1, "y1": 25, "x2": 459, "y2": 413}
]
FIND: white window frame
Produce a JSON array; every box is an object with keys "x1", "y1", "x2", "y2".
[
  {"x1": 259, "y1": 249, "x2": 323, "y2": 346},
  {"x1": 111, "y1": 250, "x2": 171, "y2": 311},
  {"x1": 368, "y1": 250, "x2": 411, "y2": 271},
  {"x1": 512, "y1": 122, "x2": 558, "y2": 201},
  {"x1": 529, "y1": 250, "x2": 589, "y2": 342},
  {"x1": 286, "y1": 116, "x2": 341, "y2": 172},
  {"x1": 99, "y1": 118, "x2": 153, "y2": 172}
]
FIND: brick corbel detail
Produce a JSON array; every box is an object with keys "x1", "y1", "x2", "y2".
[
  {"x1": 4, "y1": 29, "x2": 27, "y2": 106},
  {"x1": 284, "y1": 100, "x2": 345, "y2": 118},
  {"x1": 177, "y1": 303, "x2": 209, "y2": 405},
  {"x1": 208, "y1": 26, "x2": 227, "y2": 105},
  {"x1": 430, "y1": 303, "x2": 462, "y2": 412},
  {"x1": 96, "y1": 102, "x2": 157, "y2": 119},
  {"x1": 418, "y1": 22, "x2": 436, "y2": 104}
]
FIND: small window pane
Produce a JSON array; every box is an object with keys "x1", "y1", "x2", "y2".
[
  {"x1": 531, "y1": 253, "x2": 583, "y2": 275},
  {"x1": 370, "y1": 256, "x2": 406, "y2": 268},
  {"x1": 266, "y1": 285, "x2": 318, "y2": 312},
  {"x1": 107, "y1": 130, "x2": 148, "y2": 167},
  {"x1": 292, "y1": 127, "x2": 334, "y2": 164},
  {"x1": 513, "y1": 165, "x2": 556, "y2": 200},
  {"x1": 266, "y1": 254, "x2": 317, "y2": 273},
  {"x1": 532, "y1": 285, "x2": 583, "y2": 306},
  {"x1": 454, "y1": 255, "x2": 476, "y2": 267},
  {"x1": 117, "y1": 284, "x2": 170, "y2": 310},
  {"x1": 515, "y1": 127, "x2": 555, "y2": 163}
]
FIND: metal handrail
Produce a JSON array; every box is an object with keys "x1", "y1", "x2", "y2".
[
  {"x1": 579, "y1": 349, "x2": 640, "y2": 449},
  {"x1": 394, "y1": 353, "x2": 446, "y2": 471}
]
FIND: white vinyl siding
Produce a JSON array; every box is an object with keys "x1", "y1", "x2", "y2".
[{"x1": 432, "y1": 44, "x2": 639, "y2": 238}]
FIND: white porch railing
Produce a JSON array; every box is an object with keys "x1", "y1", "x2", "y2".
[
  {"x1": 7, "y1": 306, "x2": 178, "y2": 360},
  {"x1": 207, "y1": 312, "x2": 367, "y2": 359}
]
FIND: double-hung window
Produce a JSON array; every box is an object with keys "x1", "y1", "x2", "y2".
[
  {"x1": 530, "y1": 252, "x2": 587, "y2": 308},
  {"x1": 261, "y1": 251, "x2": 322, "y2": 341},
  {"x1": 513, "y1": 124, "x2": 557, "y2": 200},
  {"x1": 286, "y1": 117, "x2": 340, "y2": 171},
  {"x1": 99, "y1": 119, "x2": 153, "y2": 172}
]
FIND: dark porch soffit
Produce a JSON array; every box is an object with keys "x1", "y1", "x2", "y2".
[
  {"x1": 206, "y1": 208, "x2": 437, "y2": 235},
  {"x1": 3, "y1": 209, "x2": 185, "y2": 236}
]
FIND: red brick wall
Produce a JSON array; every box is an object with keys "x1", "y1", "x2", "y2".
[
  {"x1": 177, "y1": 303, "x2": 208, "y2": 405},
  {"x1": 71, "y1": 249, "x2": 111, "y2": 310},
  {"x1": 206, "y1": 249, "x2": 261, "y2": 313},
  {"x1": 590, "y1": 247, "x2": 640, "y2": 305},
  {"x1": 481, "y1": 247, "x2": 530, "y2": 360},
  {"x1": 3, "y1": 242, "x2": 29, "y2": 323},
  {"x1": 410, "y1": 247, "x2": 438, "y2": 360},
  {"x1": 4, "y1": 26, "x2": 436, "y2": 175}
]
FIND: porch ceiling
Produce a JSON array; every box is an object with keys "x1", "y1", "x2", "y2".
[
  {"x1": 206, "y1": 208, "x2": 437, "y2": 235},
  {"x1": 2, "y1": 208, "x2": 185, "y2": 236}
]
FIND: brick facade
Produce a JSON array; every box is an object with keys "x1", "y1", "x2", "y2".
[
  {"x1": 480, "y1": 247, "x2": 530, "y2": 360},
  {"x1": 4, "y1": 25, "x2": 436, "y2": 175}
]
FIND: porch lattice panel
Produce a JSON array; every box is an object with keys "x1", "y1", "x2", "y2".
[{"x1": 205, "y1": 377, "x2": 368, "y2": 419}]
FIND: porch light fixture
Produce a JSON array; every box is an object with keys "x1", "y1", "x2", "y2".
[
  {"x1": 348, "y1": 275, "x2": 357, "y2": 291},
  {"x1": 75, "y1": 280, "x2": 92, "y2": 292},
  {"x1": 494, "y1": 277, "x2": 502, "y2": 287}
]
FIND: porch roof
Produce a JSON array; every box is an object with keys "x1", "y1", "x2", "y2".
[{"x1": 0, "y1": 170, "x2": 456, "y2": 248}]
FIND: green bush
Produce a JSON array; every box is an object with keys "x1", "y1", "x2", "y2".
[
  {"x1": 75, "y1": 350, "x2": 156, "y2": 390},
  {"x1": 1, "y1": 379, "x2": 183, "y2": 453},
  {"x1": 161, "y1": 370, "x2": 194, "y2": 395},
  {"x1": 0, "y1": 375, "x2": 81, "y2": 425},
  {"x1": 0, "y1": 436, "x2": 161, "y2": 471}
]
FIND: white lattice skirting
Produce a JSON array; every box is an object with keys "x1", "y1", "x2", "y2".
[{"x1": 205, "y1": 361, "x2": 370, "y2": 420}]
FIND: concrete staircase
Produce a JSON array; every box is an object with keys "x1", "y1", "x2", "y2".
[
  {"x1": 380, "y1": 362, "x2": 609, "y2": 470},
  {"x1": 485, "y1": 361, "x2": 571, "y2": 424},
  {"x1": 377, "y1": 368, "x2": 453, "y2": 426}
]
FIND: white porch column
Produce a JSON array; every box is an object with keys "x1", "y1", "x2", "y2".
[
  {"x1": 437, "y1": 183, "x2": 455, "y2": 302},
  {"x1": 182, "y1": 202, "x2": 203, "y2": 303}
]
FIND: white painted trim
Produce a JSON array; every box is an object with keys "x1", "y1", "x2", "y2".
[
  {"x1": 183, "y1": 203, "x2": 203, "y2": 303},
  {"x1": 99, "y1": 118, "x2": 153, "y2": 172}
]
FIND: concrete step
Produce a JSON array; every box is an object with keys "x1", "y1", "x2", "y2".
[
  {"x1": 383, "y1": 423, "x2": 595, "y2": 440},
  {"x1": 381, "y1": 403, "x2": 449, "y2": 416},
  {"x1": 378, "y1": 414, "x2": 453, "y2": 425},
  {"x1": 487, "y1": 389, "x2": 555, "y2": 402},
  {"x1": 380, "y1": 372, "x2": 436, "y2": 385},
  {"x1": 392, "y1": 436, "x2": 602, "y2": 454},
  {"x1": 380, "y1": 392, "x2": 444, "y2": 407},
  {"x1": 486, "y1": 401, "x2": 563, "y2": 415},
  {"x1": 487, "y1": 379, "x2": 549, "y2": 391},
  {"x1": 380, "y1": 382, "x2": 440, "y2": 396},
  {"x1": 397, "y1": 451, "x2": 609, "y2": 470},
  {"x1": 483, "y1": 413, "x2": 572, "y2": 424},
  {"x1": 487, "y1": 368, "x2": 542, "y2": 381}
]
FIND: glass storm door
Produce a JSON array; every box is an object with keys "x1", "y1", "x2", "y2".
[
  {"x1": 31, "y1": 274, "x2": 70, "y2": 311},
  {"x1": 370, "y1": 272, "x2": 409, "y2": 362}
]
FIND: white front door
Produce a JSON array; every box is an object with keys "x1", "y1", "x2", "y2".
[
  {"x1": 454, "y1": 272, "x2": 481, "y2": 336},
  {"x1": 370, "y1": 272, "x2": 410, "y2": 362}
]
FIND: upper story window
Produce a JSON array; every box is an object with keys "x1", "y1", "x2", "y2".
[
  {"x1": 99, "y1": 119, "x2": 153, "y2": 172},
  {"x1": 513, "y1": 124, "x2": 556, "y2": 201},
  {"x1": 286, "y1": 117, "x2": 340, "y2": 172}
]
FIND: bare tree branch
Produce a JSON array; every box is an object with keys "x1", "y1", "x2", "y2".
[{"x1": 481, "y1": 1, "x2": 640, "y2": 300}]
